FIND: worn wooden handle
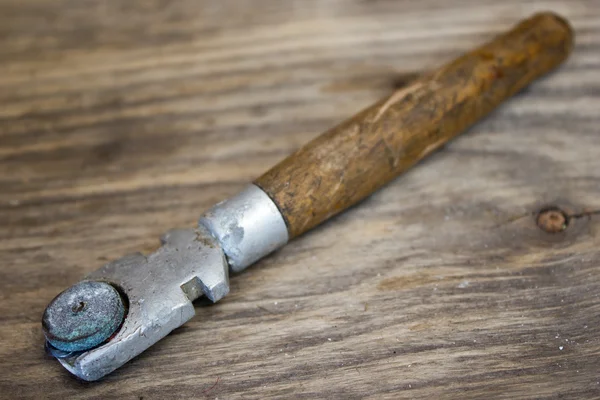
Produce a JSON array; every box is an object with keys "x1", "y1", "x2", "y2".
[{"x1": 255, "y1": 12, "x2": 574, "y2": 239}]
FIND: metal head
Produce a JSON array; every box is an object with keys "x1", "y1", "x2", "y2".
[
  {"x1": 44, "y1": 227, "x2": 229, "y2": 381},
  {"x1": 43, "y1": 184, "x2": 289, "y2": 380}
]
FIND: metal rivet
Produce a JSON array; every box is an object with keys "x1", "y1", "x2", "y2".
[{"x1": 42, "y1": 281, "x2": 125, "y2": 352}]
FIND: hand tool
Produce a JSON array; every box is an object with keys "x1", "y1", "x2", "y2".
[{"x1": 42, "y1": 12, "x2": 573, "y2": 381}]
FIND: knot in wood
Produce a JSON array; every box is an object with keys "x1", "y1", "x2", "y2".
[{"x1": 536, "y1": 207, "x2": 569, "y2": 233}]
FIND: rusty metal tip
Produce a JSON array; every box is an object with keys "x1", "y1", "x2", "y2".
[{"x1": 42, "y1": 281, "x2": 125, "y2": 352}]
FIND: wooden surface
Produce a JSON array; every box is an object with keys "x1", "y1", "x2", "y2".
[
  {"x1": 256, "y1": 12, "x2": 573, "y2": 238},
  {"x1": 0, "y1": 0, "x2": 599, "y2": 399}
]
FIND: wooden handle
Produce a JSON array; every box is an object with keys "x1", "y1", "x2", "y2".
[{"x1": 255, "y1": 12, "x2": 574, "y2": 239}]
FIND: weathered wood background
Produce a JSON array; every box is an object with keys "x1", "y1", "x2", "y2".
[{"x1": 1, "y1": 0, "x2": 599, "y2": 399}]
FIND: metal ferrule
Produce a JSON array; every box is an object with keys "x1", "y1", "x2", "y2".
[{"x1": 199, "y1": 184, "x2": 289, "y2": 273}]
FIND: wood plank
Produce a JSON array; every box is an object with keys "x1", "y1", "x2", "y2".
[{"x1": 0, "y1": 0, "x2": 599, "y2": 398}]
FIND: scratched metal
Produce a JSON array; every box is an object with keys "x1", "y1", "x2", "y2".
[{"x1": 50, "y1": 227, "x2": 229, "y2": 381}]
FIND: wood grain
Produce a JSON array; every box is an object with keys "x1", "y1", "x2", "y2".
[
  {"x1": 256, "y1": 12, "x2": 573, "y2": 238},
  {"x1": 1, "y1": 0, "x2": 600, "y2": 399}
]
